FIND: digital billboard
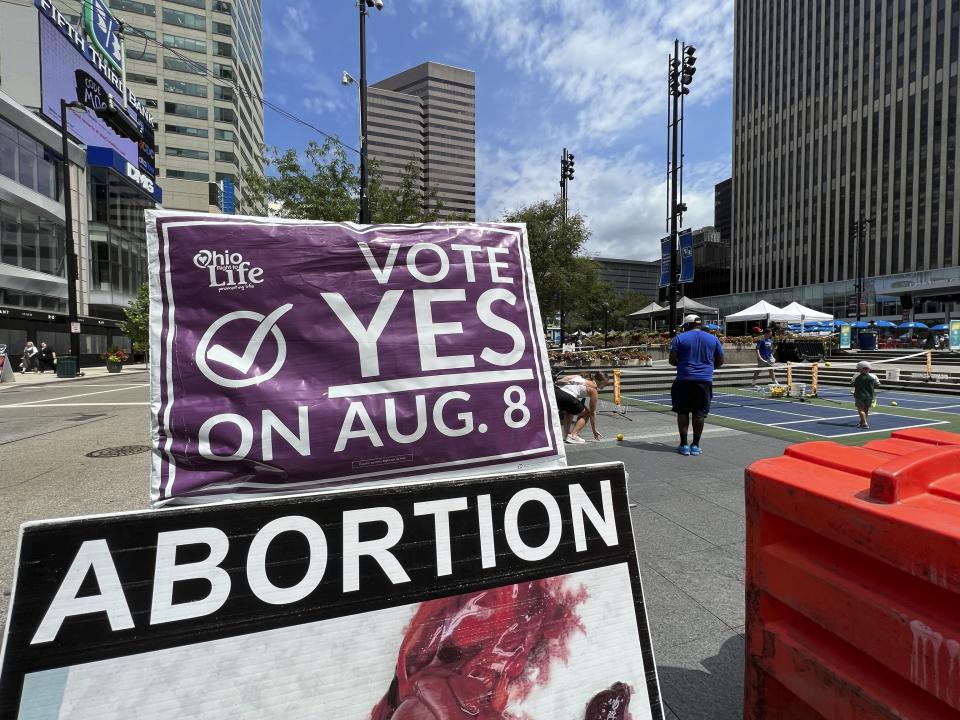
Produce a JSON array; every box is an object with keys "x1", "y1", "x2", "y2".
[{"x1": 36, "y1": 0, "x2": 156, "y2": 183}]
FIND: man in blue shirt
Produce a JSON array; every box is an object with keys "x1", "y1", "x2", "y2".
[
  {"x1": 752, "y1": 329, "x2": 779, "y2": 384},
  {"x1": 669, "y1": 314, "x2": 724, "y2": 456}
]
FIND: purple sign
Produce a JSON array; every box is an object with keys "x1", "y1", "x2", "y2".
[{"x1": 146, "y1": 212, "x2": 566, "y2": 505}]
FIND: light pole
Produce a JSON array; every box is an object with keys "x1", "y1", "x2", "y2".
[
  {"x1": 60, "y1": 98, "x2": 85, "y2": 376},
  {"x1": 851, "y1": 213, "x2": 869, "y2": 324},
  {"x1": 667, "y1": 41, "x2": 696, "y2": 335},
  {"x1": 559, "y1": 148, "x2": 575, "y2": 344},
  {"x1": 358, "y1": 0, "x2": 383, "y2": 224}
]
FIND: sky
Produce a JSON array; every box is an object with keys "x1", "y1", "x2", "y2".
[{"x1": 262, "y1": 0, "x2": 734, "y2": 262}]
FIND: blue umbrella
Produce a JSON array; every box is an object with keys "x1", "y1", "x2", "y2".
[
  {"x1": 930, "y1": 323, "x2": 949, "y2": 331},
  {"x1": 704, "y1": 323, "x2": 720, "y2": 330},
  {"x1": 851, "y1": 321, "x2": 870, "y2": 328},
  {"x1": 872, "y1": 320, "x2": 896, "y2": 328},
  {"x1": 898, "y1": 321, "x2": 929, "y2": 329},
  {"x1": 831, "y1": 319, "x2": 850, "y2": 326}
]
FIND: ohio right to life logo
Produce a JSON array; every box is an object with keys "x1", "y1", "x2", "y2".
[
  {"x1": 193, "y1": 249, "x2": 265, "y2": 292},
  {"x1": 195, "y1": 304, "x2": 293, "y2": 388}
]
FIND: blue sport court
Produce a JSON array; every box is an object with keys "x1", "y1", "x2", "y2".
[{"x1": 624, "y1": 385, "x2": 951, "y2": 438}]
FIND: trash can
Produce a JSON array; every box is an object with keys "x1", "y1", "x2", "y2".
[
  {"x1": 886, "y1": 367, "x2": 901, "y2": 382},
  {"x1": 56, "y1": 356, "x2": 77, "y2": 378},
  {"x1": 858, "y1": 331, "x2": 878, "y2": 351}
]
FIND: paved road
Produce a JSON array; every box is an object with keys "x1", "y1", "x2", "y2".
[
  {"x1": 0, "y1": 373, "x2": 152, "y2": 629},
  {"x1": 0, "y1": 384, "x2": 781, "y2": 720}
]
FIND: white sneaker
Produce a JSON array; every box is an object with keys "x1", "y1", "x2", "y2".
[{"x1": 565, "y1": 435, "x2": 586, "y2": 444}]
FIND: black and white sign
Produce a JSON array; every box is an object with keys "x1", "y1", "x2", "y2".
[{"x1": 0, "y1": 463, "x2": 662, "y2": 719}]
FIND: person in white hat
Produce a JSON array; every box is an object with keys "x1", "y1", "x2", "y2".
[
  {"x1": 852, "y1": 360, "x2": 880, "y2": 429},
  {"x1": 668, "y1": 314, "x2": 725, "y2": 456}
]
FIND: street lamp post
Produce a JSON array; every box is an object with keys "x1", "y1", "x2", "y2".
[
  {"x1": 667, "y1": 41, "x2": 696, "y2": 335},
  {"x1": 357, "y1": 0, "x2": 383, "y2": 224},
  {"x1": 60, "y1": 98, "x2": 84, "y2": 377},
  {"x1": 851, "y1": 213, "x2": 869, "y2": 324},
  {"x1": 559, "y1": 148, "x2": 575, "y2": 345}
]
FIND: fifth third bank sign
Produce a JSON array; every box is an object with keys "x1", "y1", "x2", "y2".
[{"x1": 146, "y1": 212, "x2": 564, "y2": 505}]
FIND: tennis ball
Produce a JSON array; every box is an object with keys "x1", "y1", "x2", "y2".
[
  {"x1": 891, "y1": 401, "x2": 898, "y2": 406},
  {"x1": 824, "y1": 362, "x2": 831, "y2": 367},
  {"x1": 616, "y1": 433, "x2": 624, "y2": 441}
]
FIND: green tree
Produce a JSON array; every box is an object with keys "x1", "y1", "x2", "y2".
[
  {"x1": 501, "y1": 196, "x2": 592, "y2": 325},
  {"x1": 120, "y1": 282, "x2": 150, "y2": 356},
  {"x1": 242, "y1": 141, "x2": 447, "y2": 223}
]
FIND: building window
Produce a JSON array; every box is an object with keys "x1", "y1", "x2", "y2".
[
  {"x1": 213, "y1": 0, "x2": 231, "y2": 13},
  {"x1": 164, "y1": 101, "x2": 208, "y2": 120},
  {"x1": 162, "y1": 32, "x2": 206, "y2": 53},
  {"x1": 109, "y1": 0, "x2": 155, "y2": 17},
  {"x1": 164, "y1": 78, "x2": 208, "y2": 98},
  {"x1": 167, "y1": 147, "x2": 209, "y2": 160},
  {"x1": 212, "y1": 21, "x2": 231, "y2": 36},
  {"x1": 127, "y1": 72, "x2": 157, "y2": 86},
  {"x1": 165, "y1": 0, "x2": 205, "y2": 8},
  {"x1": 126, "y1": 48, "x2": 156, "y2": 63},
  {"x1": 165, "y1": 123, "x2": 209, "y2": 138},
  {"x1": 213, "y1": 41, "x2": 233, "y2": 58},
  {"x1": 214, "y1": 128, "x2": 236, "y2": 142},
  {"x1": 162, "y1": 7, "x2": 205, "y2": 31},
  {"x1": 213, "y1": 85, "x2": 235, "y2": 102},
  {"x1": 212, "y1": 63, "x2": 234, "y2": 80},
  {"x1": 143, "y1": 98, "x2": 158, "y2": 108},
  {"x1": 215, "y1": 150, "x2": 235, "y2": 163},
  {"x1": 0, "y1": 117, "x2": 61, "y2": 202},
  {"x1": 163, "y1": 56, "x2": 206, "y2": 75},
  {"x1": 213, "y1": 107, "x2": 235, "y2": 124},
  {"x1": 0, "y1": 201, "x2": 65, "y2": 277},
  {"x1": 166, "y1": 168, "x2": 209, "y2": 181}
]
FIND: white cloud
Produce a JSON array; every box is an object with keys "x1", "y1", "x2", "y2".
[
  {"x1": 411, "y1": 20, "x2": 429, "y2": 39},
  {"x1": 461, "y1": 0, "x2": 732, "y2": 259},
  {"x1": 477, "y1": 143, "x2": 726, "y2": 261},
  {"x1": 264, "y1": 3, "x2": 315, "y2": 65},
  {"x1": 458, "y1": 0, "x2": 732, "y2": 143}
]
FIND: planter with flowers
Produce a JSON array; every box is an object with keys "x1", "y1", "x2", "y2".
[{"x1": 101, "y1": 348, "x2": 130, "y2": 373}]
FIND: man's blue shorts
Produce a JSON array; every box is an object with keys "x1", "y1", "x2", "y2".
[{"x1": 671, "y1": 379, "x2": 713, "y2": 417}]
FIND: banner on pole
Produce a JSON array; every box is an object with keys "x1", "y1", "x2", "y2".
[
  {"x1": 0, "y1": 462, "x2": 664, "y2": 720},
  {"x1": 950, "y1": 320, "x2": 960, "y2": 350},
  {"x1": 658, "y1": 238, "x2": 671, "y2": 288},
  {"x1": 677, "y1": 229, "x2": 694, "y2": 284},
  {"x1": 839, "y1": 324, "x2": 852, "y2": 349},
  {"x1": 146, "y1": 212, "x2": 565, "y2": 505}
]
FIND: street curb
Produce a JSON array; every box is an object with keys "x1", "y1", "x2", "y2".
[{"x1": 0, "y1": 367, "x2": 149, "y2": 389}]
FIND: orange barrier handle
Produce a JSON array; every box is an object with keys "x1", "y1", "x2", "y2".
[{"x1": 613, "y1": 369, "x2": 621, "y2": 406}]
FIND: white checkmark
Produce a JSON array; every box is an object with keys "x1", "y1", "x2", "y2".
[{"x1": 206, "y1": 303, "x2": 293, "y2": 374}]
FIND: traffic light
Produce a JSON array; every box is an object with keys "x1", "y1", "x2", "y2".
[{"x1": 564, "y1": 152, "x2": 575, "y2": 180}]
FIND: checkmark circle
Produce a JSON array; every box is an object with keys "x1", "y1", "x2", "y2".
[{"x1": 196, "y1": 309, "x2": 287, "y2": 388}]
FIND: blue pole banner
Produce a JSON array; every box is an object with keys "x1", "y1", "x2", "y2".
[
  {"x1": 678, "y1": 229, "x2": 694, "y2": 284},
  {"x1": 658, "y1": 238, "x2": 671, "y2": 288}
]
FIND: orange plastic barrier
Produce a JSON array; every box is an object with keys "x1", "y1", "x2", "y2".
[{"x1": 745, "y1": 428, "x2": 960, "y2": 719}]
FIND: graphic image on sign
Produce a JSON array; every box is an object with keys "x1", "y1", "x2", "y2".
[
  {"x1": 0, "y1": 462, "x2": 663, "y2": 719},
  {"x1": 146, "y1": 211, "x2": 565, "y2": 505}
]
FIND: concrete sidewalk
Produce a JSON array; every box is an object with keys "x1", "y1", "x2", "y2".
[
  {"x1": 1, "y1": 364, "x2": 149, "y2": 388},
  {"x1": 565, "y1": 407, "x2": 788, "y2": 719}
]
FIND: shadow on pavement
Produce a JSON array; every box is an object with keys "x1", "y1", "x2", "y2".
[
  {"x1": 619, "y1": 441, "x2": 681, "y2": 453},
  {"x1": 658, "y1": 633, "x2": 745, "y2": 720}
]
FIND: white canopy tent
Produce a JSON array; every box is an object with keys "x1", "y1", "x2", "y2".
[
  {"x1": 780, "y1": 301, "x2": 833, "y2": 322},
  {"x1": 627, "y1": 302, "x2": 664, "y2": 317},
  {"x1": 724, "y1": 300, "x2": 795, "y2": 323}
]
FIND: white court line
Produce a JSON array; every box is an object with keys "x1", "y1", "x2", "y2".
[
  {"x1": 0, "y1": 402, "x2": 150, "y2": 408},
  {"x1": 2, "y1": 385, "x2": 148, "y2": 408},
  {"x1": 772, "y1": 417, "x2": 947, "y2": 438}
]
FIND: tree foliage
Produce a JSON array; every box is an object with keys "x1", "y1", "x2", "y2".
[
  {"x1": 120, "y1": 282, "x2": 150, "y2": 354},
  {"x1": 501, "y1": 196, "x2": 594, "y2": 325},
  {"x1": 241, "y1": 140, "x2": 447, "y2": 223}
]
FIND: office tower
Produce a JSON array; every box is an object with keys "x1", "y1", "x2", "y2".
[
  {"x1": 369, "y1": 62, "x2": 475, "y2": 220},
  {"x1": 733, "y1": 1, "x2": 959, "y2": 304},
  {"x1": 714, "y1": 178, "x2": 732, "y2": 246},
  {"x1": 109, "y1": 0, "x2": 264, "y2": 212},
  {"x1": 593, "y1": 257, "x2": 660, "y2": 300}
]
